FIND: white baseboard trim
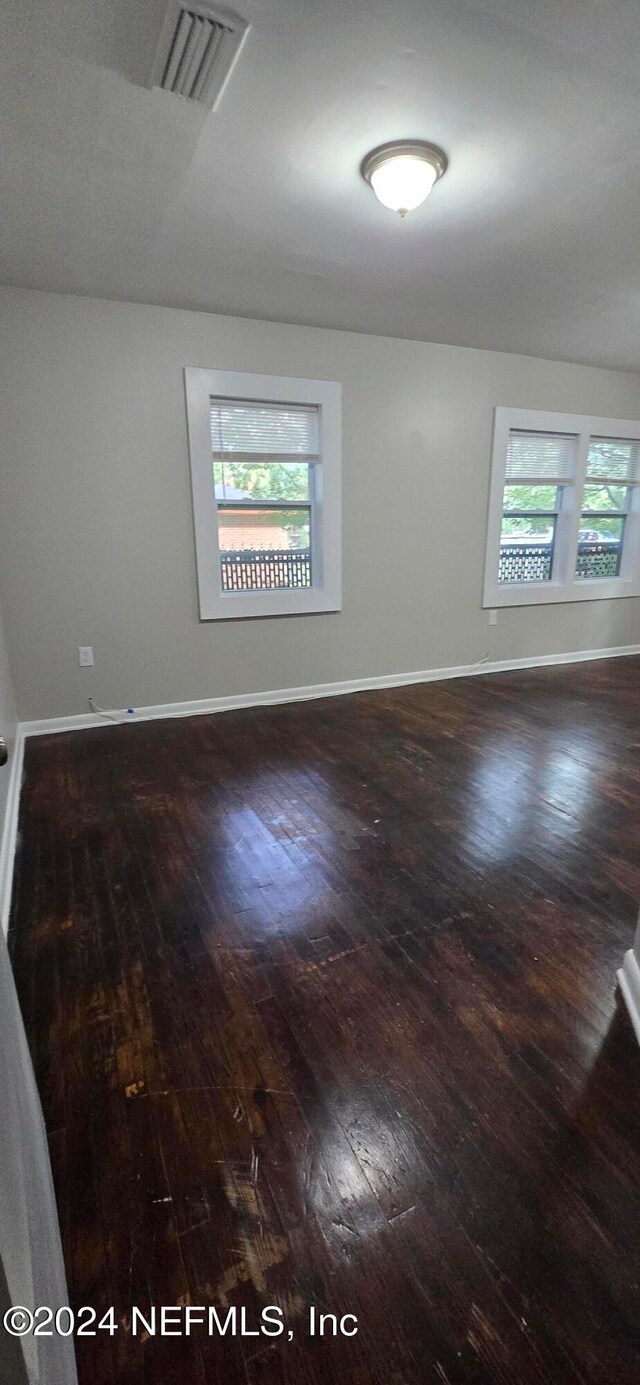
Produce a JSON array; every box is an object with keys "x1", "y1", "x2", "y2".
[
  {"x1": 0, "y1": 726, "x2": 25, "y2": 938},
  {"x1": 18, "y1": 641, "x2": 640, "y2": 739},
  {"x1": 617, "y1": 949, "x2": 640, "y2": 1047}
]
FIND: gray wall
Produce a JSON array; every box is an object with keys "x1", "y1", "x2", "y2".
[
  {"x1": 0, "y1": 926, "x2": 77, "y2": 1385},
  {"x1": 0, "y1": 591, "x2": 19, "y2": 935},
  {"x1": 0, "y1": 1257, "x2": 28, "y2": 1385},
  {"x1": 1, "y1": 285, "x2": 639, "y2": 721},
  {"x1": 0, "y1": 605, "x2": 25, "y2": 1385},
  {"x1": 0, "y1": 593, "x2": 75, "y2": 1384},
  {"x1": 0, "y1": 596, "x2": 17, "y2": 834}
]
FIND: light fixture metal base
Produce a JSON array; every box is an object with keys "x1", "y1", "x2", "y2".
[{"x1": 360, "y1": 139, "x2": 448, "y2": 189}]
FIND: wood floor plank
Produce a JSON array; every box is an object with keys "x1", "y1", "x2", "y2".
[{"x1": 9, "y1": 659, "x2": 640, "y2": 1383}]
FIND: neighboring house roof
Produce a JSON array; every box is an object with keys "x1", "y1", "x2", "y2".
[{"x1": 215, "y1": 483, "x2": 252, "y2": 500}]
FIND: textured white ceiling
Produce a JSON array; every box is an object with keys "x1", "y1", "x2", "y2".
[{"x1": 2, "y1": 0, "x2": 640, "y2": 369}]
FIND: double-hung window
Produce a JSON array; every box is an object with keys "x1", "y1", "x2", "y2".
[
  {"x1": 484, "y1": 407, "x2": 640, "y2": 607},
  {"x1": 576, "y1": 438, "x2": 638, "y2": 581},
  {"x1": 184, "y1": 368, "x2": 341, "y2": 619}
]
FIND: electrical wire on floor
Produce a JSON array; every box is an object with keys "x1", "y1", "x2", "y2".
[
  {"x1": 88, "y1": 698, "x2": 136, "y2": 722},
  {"x1": 85, "y1": 654, "x2": 493, "y2": 729}
]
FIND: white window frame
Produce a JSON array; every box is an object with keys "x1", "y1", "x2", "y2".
[
  {"x1": 484, "y1": 406, "x2": 640, "y2": 608},
  {"x1": 184, "y1": 368, "x2": 342, "y2": 620}
]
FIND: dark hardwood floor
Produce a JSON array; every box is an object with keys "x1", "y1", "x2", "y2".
[{"x1": 9, "y1": 659, "x2": 640, "y2": 1384}]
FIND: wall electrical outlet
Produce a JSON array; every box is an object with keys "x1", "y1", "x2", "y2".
[
  {"x1": 78, "y1": 646, "x2": 94, "y2": 666},
  {"x1": 488, "y1": 609, "x2": 498, "y2": 626}
]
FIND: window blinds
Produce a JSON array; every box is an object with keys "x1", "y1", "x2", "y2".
[
  {"x1": 505, "y1": 430, "x2": 575, "y2": 482},
  {"x1": 210, "y1": 399, "x2": 319, "y2": 464},
  {"x1": 586, "y1": 437, "x2": 640, "y2": 480}
]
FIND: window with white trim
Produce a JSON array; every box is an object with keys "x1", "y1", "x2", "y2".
[
  {"x1": 184, "y1": 369, "x2": 341, "y2": 619},
  {"x1": 484, "y1": 408, "x2": 640, "y2": 607}
]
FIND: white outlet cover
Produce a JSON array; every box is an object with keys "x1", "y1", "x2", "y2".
[{"x1": 78, "y1": 646, "x2": 94, "y2": 666}]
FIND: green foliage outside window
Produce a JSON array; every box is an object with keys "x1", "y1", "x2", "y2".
[
  {"x1": 213, "y1": 460, "x2": 309, "y2": 501},
  {"x1": 502, "y1": 481, "x2": 628, "y2": 539}
]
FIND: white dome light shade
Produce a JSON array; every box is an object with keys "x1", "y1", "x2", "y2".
[
  {"x1": 370, "y1": 156, "x2": 437, "y2": 212},
  {"x1": 361, "y1": 141, "x2": 447, "y2": 217}
]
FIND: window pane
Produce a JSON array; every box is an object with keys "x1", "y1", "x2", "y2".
[
  {"x1": 586, "y1": 437, "x2": 640, "y2": 480},
  {"x1": 501, "y1": 513, "x2": 556, "y2": 539},
  {"x1": 218, "y1": 506, "x2": 311, "y2": 591},
  {"x1": 581, "y1": 483, "x2": 627, "y2": 513},
  {"x1": 502, "y1": 484, "x2": 558, "y2": 513},
  {"x1": 575, "y1": 518, "x2": 624, "y2": 579},
  {"x1": 214, "y1": 459, "x2": 310, "y2": 502},
  {"x1": 499, "y1": 516, "x2": 555, "y2": 583}
]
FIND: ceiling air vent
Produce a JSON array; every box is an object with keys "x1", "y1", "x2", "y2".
[{"x1": 149, "y1": 2, "x2": 249, "y2": 109}]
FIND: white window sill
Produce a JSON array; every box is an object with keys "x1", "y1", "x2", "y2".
[
  {"x1": 484, "y1": 578, "x2": 640, "y2": 609},
  {"x1": 199, "y1": 587, "x2": 341, "y2": 621}
]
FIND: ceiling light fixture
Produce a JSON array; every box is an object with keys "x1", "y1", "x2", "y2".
[{"x1": 361, "y1": 140, "x2": 448, "y2": 217}]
